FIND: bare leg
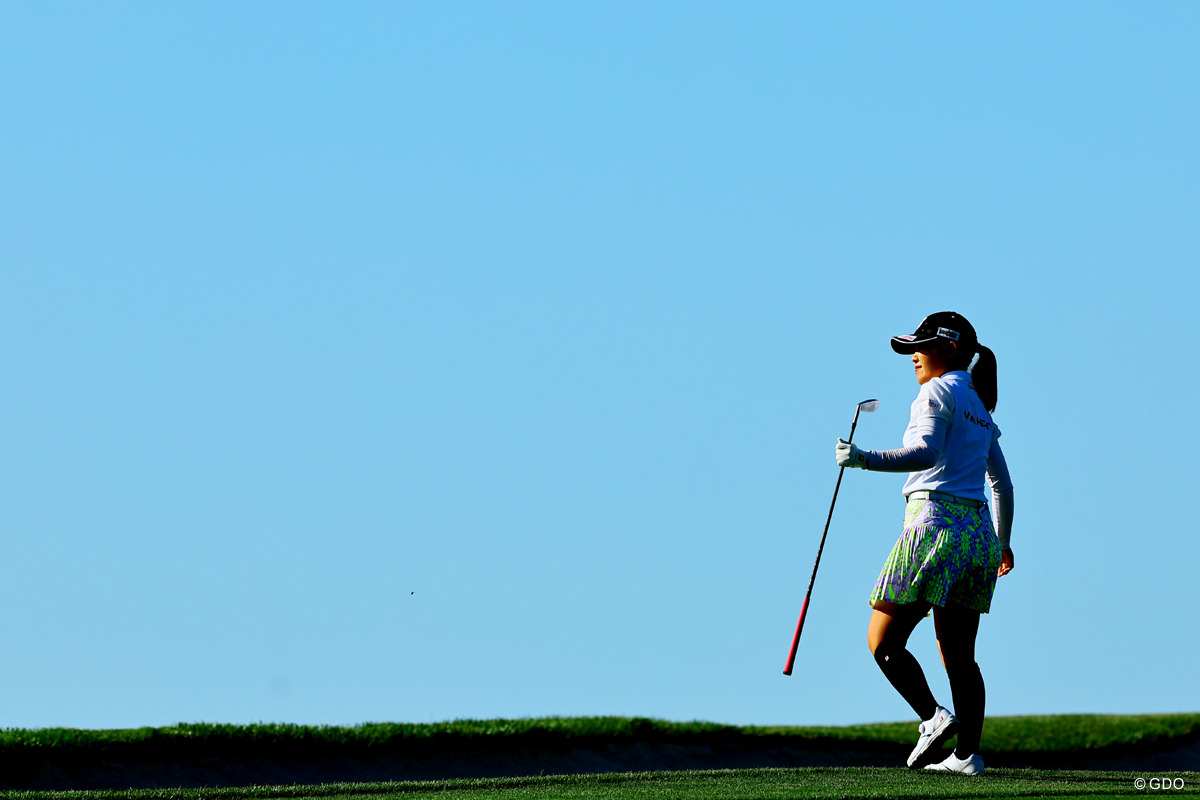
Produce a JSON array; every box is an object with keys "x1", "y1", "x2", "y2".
[
  {"x1": 868, "y1": 600, "x2": 938, "y2": 721},
  {"x1": 933, "y1": 604, "x2": 984, "y2": 757}
]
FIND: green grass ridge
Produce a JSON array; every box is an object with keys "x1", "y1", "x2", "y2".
[
  {"x1": 1, "y1": 713, "x2": 1197, "y2": 762},
  {"x1": 1, "y1": 717, "x2": 1198, "y2": 799}
]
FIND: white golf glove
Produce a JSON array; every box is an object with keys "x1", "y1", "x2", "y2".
[{"x1": 835, "y1": 438, "x2": 869, "y2": 469}]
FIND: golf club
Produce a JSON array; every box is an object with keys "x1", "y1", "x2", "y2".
[{"x1": 783, "y1": 398, "x2": 879, "y2": 676}]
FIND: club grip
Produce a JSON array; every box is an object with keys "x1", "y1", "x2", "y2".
[{"x1": 782, "y1": 597, "x2": 810, "y2": 676}]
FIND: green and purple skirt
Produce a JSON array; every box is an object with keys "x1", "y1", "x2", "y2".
[{"x1": 870, "y1": 495, "x2": 1002, "y2": 613}]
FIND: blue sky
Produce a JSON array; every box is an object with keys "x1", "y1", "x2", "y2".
[{"x1": 2, "y1": 2, "x2": 1198, "y2": 731}]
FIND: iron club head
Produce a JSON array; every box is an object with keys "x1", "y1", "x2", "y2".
[{"x1": 857, "y1": 399, "x2": 880, "y2": 414}]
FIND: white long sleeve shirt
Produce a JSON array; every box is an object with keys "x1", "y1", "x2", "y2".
[{"x1": 860, "y1": 371, "x2": 1014, "y2": 548}]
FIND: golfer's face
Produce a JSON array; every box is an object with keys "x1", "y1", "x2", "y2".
[{"x1": 912, "y1": 346, "x2": 950, "y2": 385}]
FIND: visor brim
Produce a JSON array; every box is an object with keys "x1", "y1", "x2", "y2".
[{"x1": 890, "y1": 334, "x2": 939, "y2": 354}]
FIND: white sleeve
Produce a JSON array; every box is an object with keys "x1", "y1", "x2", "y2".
[
  {"x1": 861, "y1": 415, "x2": 945, "y2": 472},
  {"x1": 986, "y1": 437, "x2": 1014, "y2": 549},
  {"x1": 860, "y1": 380, "x2": 953, "y2": 473},
  {"x1": 919, "y1": 379, "x2": 956, "y2": 428}
]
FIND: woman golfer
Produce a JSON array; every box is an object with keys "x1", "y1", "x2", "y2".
[{"x1": 835, "y1": 311, "x2": 1014, "y2": 776}]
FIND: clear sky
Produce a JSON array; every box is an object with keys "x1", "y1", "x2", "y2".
[{"x1": 2, "y1": 2, "x2": 1198, "y2": 731}]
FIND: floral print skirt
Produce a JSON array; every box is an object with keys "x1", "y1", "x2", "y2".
[{"x1": 869, "y1": 496, "x2": 1002, "y2": 613}]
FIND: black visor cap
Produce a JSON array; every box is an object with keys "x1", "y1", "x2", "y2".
[{"x1": 890, "y1": 312, "x2": 977, "y2": 355}]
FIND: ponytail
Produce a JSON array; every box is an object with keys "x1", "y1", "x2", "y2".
[{"x1": 969, "y1": 344, "x2": 998, "y2": 413}]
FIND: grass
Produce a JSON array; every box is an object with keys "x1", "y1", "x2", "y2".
[
  {"x1": 750, "y1": 713, "x2": 1200, "y2": 756},
  {"x1": 3, "y1": 713, "x2": 1198, "y2": 758},
  {"x1": 0, "y1": 715, "x2": 1197, "y2": 799},
  {"x1": 0, "y1": 767, "x2": 1196, "y2": 800}
]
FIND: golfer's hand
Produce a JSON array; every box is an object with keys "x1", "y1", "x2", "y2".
[
  {"x1": 998, "y1": 548, "x2": 1015, "y2": 577},
  {"x1": 835, "y1": 438, "x2": 869, "y2": 469}
]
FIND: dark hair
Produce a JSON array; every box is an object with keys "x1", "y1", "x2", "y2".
[
  {"x1": 968, "y1": 344, "x2": 998, "y2": 413},
  {"x1": 942, "y1": 339, "x2": 998, "y2": 413}
]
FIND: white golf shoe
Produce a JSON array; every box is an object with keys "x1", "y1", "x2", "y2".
[
  {"x1": 924, "y1": 752, "x2": 985, "y2": 775},
  {"x1": 906, "y1": 706, "x2": 958, "y2": 769}
]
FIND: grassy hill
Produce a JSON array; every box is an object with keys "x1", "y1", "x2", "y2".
[{"x1": 1, "y1": 714, "x2": 1197, "y2": 792}]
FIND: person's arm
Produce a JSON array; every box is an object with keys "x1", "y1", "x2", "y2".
[
  {"x1": 837, "y1": 414, "x2": 947, "y2": 472},
  {"x1": 986, "y1": 438, "x2": 1015, "y2": 575},
  {"x1": 837, "y1": 380, "x2": 953, "y2": 472}
]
